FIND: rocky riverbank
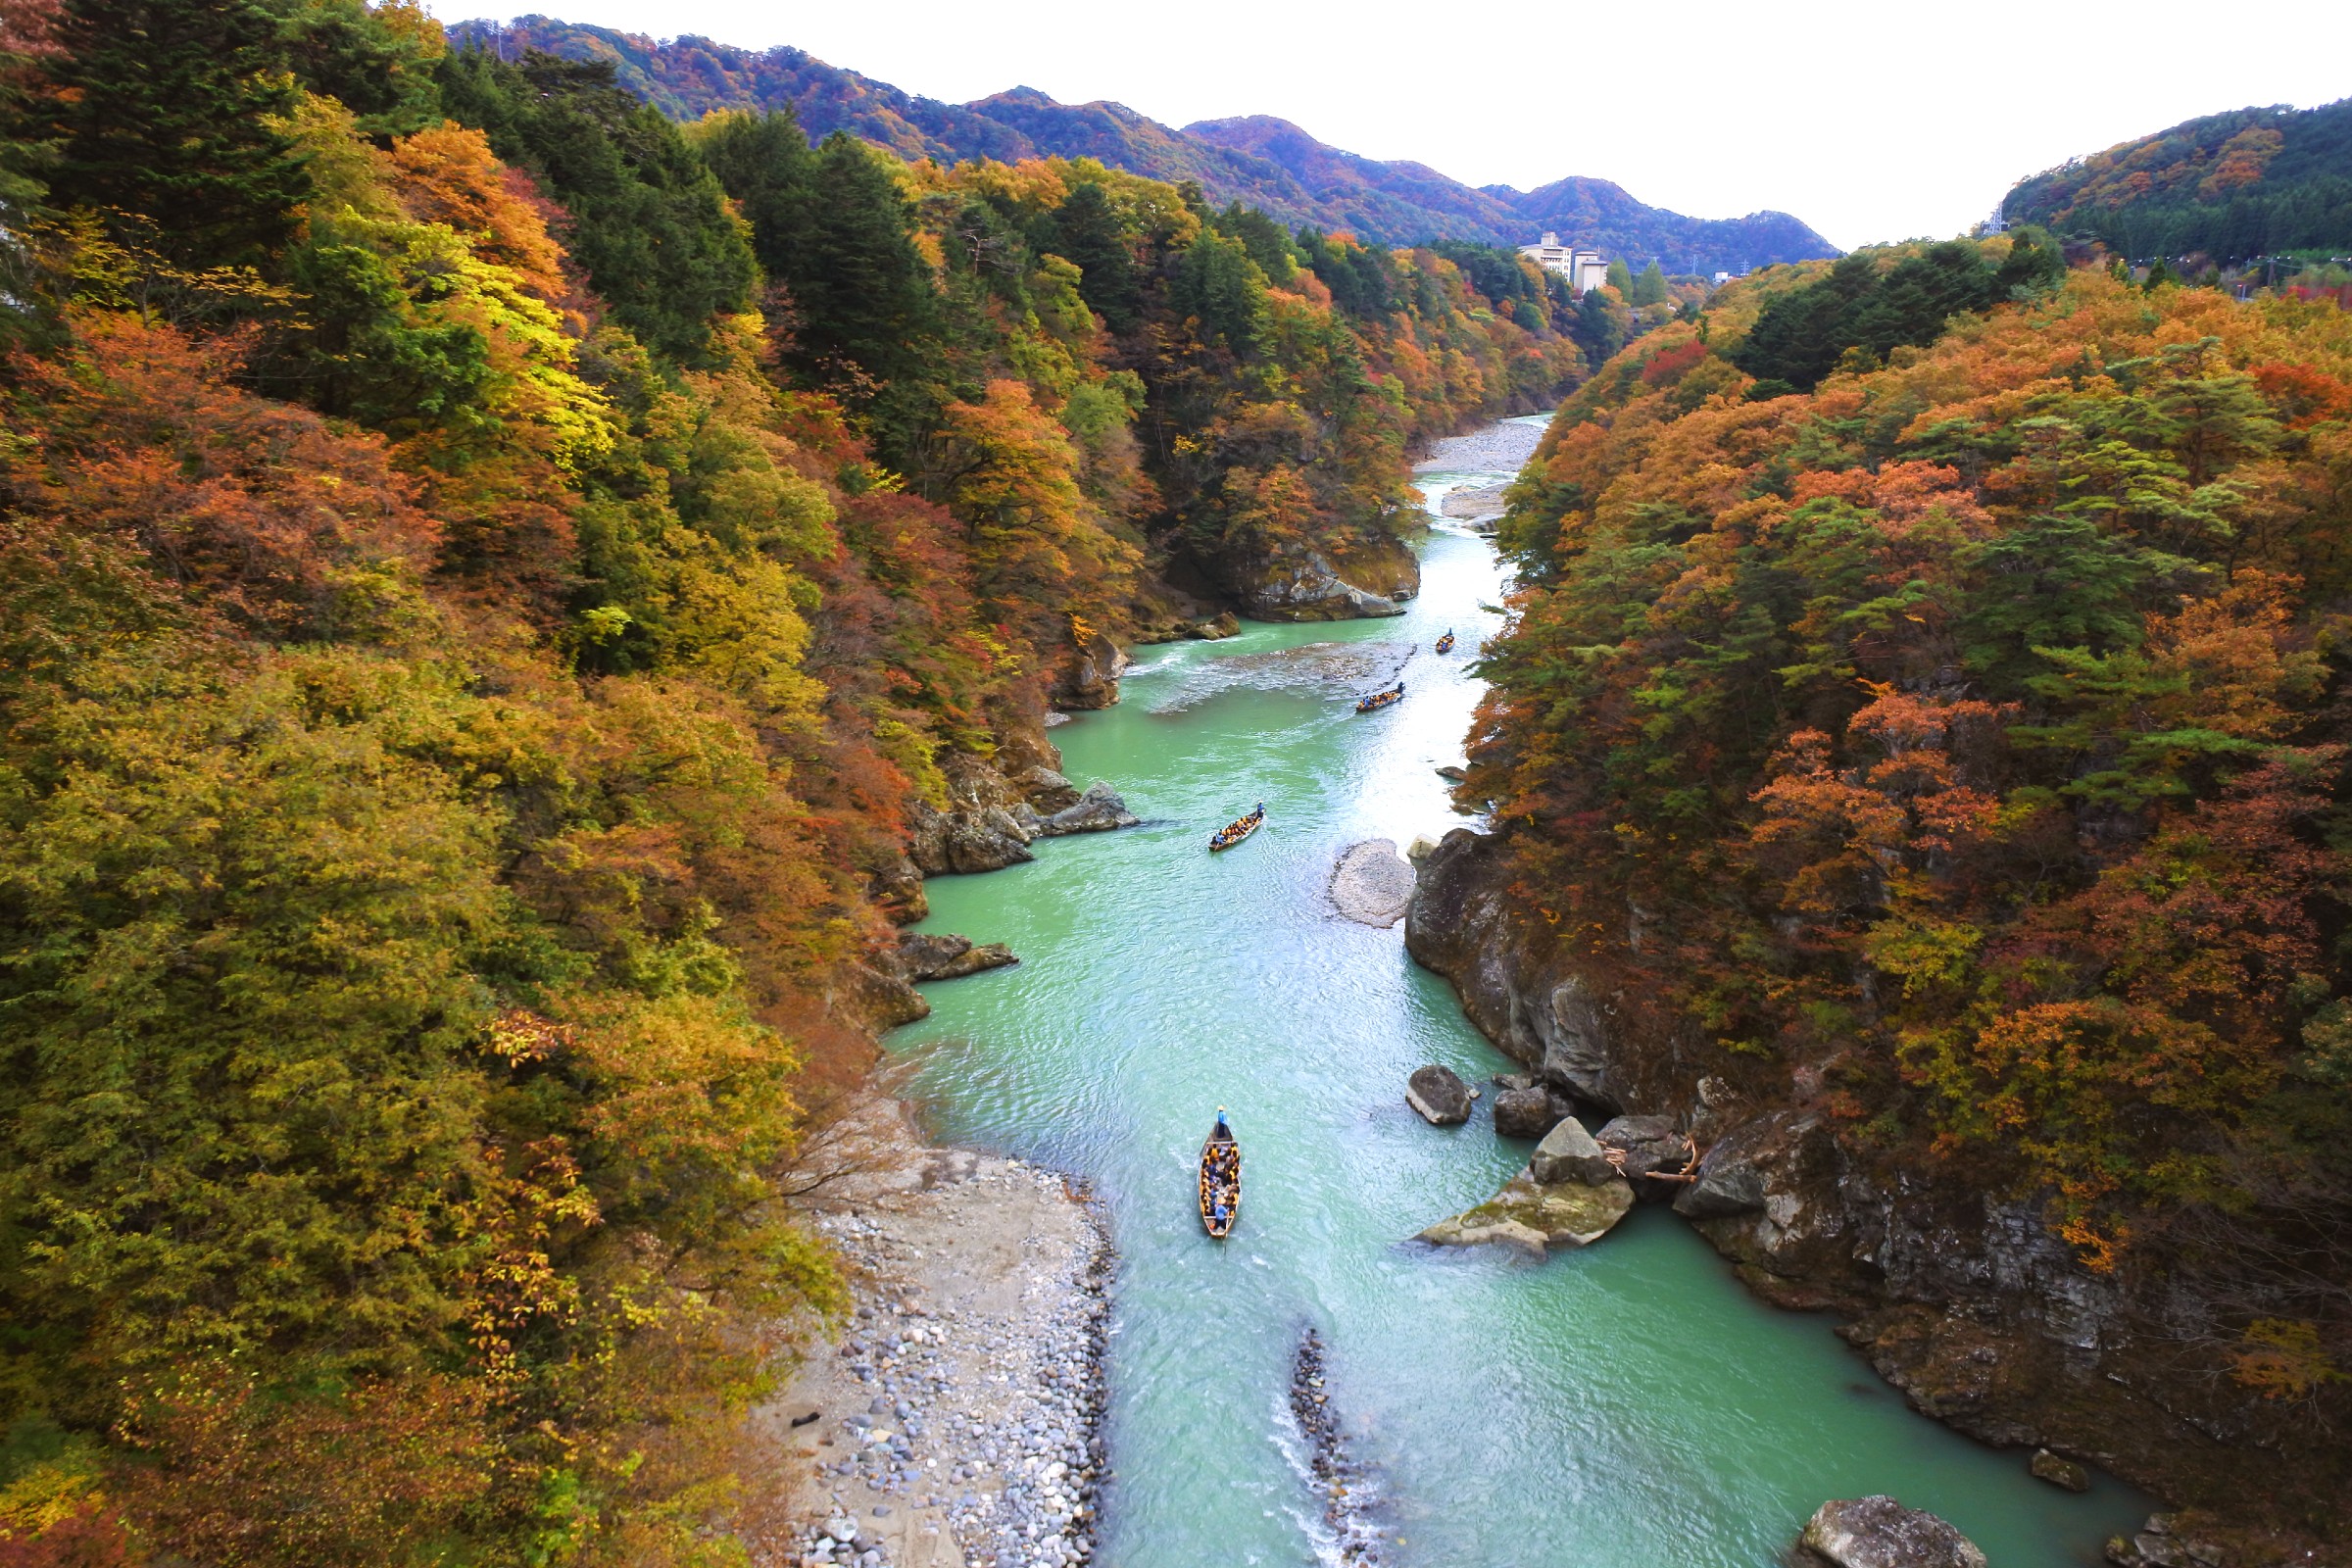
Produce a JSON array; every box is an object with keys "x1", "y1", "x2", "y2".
[
  {"x1": 1410, "y1": 419, "x2": 1546, "y2": 475},
  {"x1": 751, "y1": 1096, "x2": 1110, "y2": 1568},
  {"x1": 1401, "y1": 826, "x2": 2343, "y2": 1563}
]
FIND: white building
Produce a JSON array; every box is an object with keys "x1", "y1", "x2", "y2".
[{"x1": 1518, "y1": 231, "x2": 1611, "y2": 294}]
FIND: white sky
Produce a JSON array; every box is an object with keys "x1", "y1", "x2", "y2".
[{"x1": 424, "y1": 0, "x2": 2352, "y2": 253}]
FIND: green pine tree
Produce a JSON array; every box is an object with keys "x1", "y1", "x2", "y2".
[
  {"x1": 33, "y1": 0, "x2": 312, "y2": 269},
  {"x1": 1049, "y1": 181, "x2": 1143, "y2": 334}
]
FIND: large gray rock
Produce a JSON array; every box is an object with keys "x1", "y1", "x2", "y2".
[
  {"x1": 1797, "y1": 1496, "x2": 1986, "y2": 1568},
  {"x1": 1492, "y1": 1086, "x2": 1560, "y2": 1141},
  {"x1": 1037, "y1": 780, "x2": 1140, "y2": 836},
  {"x1": 1530, "y1": 1117, "x2": 1618, "y2": 1186},
  {"x1": 1406, "y1": 1064, "x2": 1473, "y2": 1126},
  {"x1": 1330, "y1": 839, "x2": 1416, "y2": 927},
  {"x1": 891, "y1": 933, "x2": 1018, "y2": 982}
]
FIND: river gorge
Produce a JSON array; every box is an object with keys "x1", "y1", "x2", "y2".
[{"x1": 881, "y1": 421, "x2": 2152, "y2": 1567}]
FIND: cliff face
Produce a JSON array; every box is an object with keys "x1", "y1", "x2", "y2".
[
  {"x1": 1404, "y1": 828, "x2": 2335, "y2": 1556},
  {"x1": 1208, "y1": 531, "x2": 1420, "y2": 622}
]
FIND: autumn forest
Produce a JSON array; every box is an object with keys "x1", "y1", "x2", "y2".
[
  {"x1": 4, "y1": 0, "x2": 2352, "y2": 1563},
  {"x1": 0, "y1": 0, "x2": 1576, "y2": 1561}
]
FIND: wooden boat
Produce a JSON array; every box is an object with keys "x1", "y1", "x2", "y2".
[
  {"x1": 1200, "y1": 1112, "x2": 1241, "y2": 1238},
  {"x1": 1353, "y1": 681, "x2": 1405, "y2": 714},
  {"x1": 1208, "y1": 803, "x2": 1264, "y2": 852},
  {"x1": 1435, "y1": 629, "x2": 1456, "y2": 655}
]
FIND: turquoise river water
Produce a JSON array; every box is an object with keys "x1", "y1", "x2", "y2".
[{"x1": 888, "y1": 421, "x2": 2150, "y2": 1566}]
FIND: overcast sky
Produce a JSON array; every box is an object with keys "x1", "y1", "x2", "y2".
[{"x1": 424, "y1": 0, "x2": 2352, "y2": 253}]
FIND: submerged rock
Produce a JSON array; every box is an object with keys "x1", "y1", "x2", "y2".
[
  {"x1": 2030, "y1": 1448, "x2": 2090, "y2": 1493},
  {"x1": 1416, "y1": 1168, "x2": 1633, "y2": 1254},
  {"x1": 1331, "y1": 839, "x2": 1416, "y2": 927},
  {"x1": 1492, "y1": 1086, "x2": 1559, "y2": 1141},
  {"x1": 1038, "y1": 780, "x2": 1140, "y2": 835},
  {"x1": 1796, "y1": 1496, "x2": 1986, "y2": 1568},
  {"x1": 1405, "y1": 1064, "x2": 1472, "y2": 1126}
]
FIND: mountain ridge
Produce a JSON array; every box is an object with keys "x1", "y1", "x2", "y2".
[
  {"x1": 447, "y1": 15, "x2": 1839, "y2": 272},
  {"x1": 2003, "y1": 96, "x2": 2352, "y2": 261}
]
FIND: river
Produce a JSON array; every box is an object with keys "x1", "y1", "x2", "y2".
[{"x1": 886, "y1": 419, "x2": 2149, "y2": 1566}]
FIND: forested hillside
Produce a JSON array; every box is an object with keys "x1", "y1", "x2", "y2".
[
  {"x1": 446, "y1": 15, "x2": 1840, "y2": 271},
  {"x1": 1473, "y1": 235, "x2": 2352, "y2": 1544},
  {"x1": 0, "y1": 2, "x2": 1577, "y2": 1561},
  {"x1": 2005, "y1": 96, "x2": 2352, "y2": 262}
]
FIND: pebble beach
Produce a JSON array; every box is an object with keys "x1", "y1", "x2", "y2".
[{"x1": 752, "y1": 1099, "x2": 1110, "y2": 1568}]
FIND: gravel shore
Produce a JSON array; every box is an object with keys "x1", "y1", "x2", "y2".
[
  {"x1": 750, "y1": 1098, "x2": 1110, "y2": 1568},
  {"x1": 1410, "y1": 419, "x2": 1548, "y2": 475}
]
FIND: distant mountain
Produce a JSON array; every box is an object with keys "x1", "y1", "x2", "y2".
[
  {"x1": 446, "y1": 17, "x2": 1838, "y2": 273},
  {"x1": 2004, "y1": 97, "x2": 2352, "y2": 262}
]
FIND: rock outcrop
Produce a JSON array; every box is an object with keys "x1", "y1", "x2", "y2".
[
  {"x1": 1403, "y1": 822, "x2": 2334, "y2": 1541},
  {"x1": 1405, "y1": 1064, "x2": 1472, "y2": 1126},
  {"x1": 889, "y1": 933, "x2": 1019, "y2": 982},
  {"x1": 1223, "y1": 532, "x2": 1419, "y2": 621},
  {"x1": 1052, "y1": 628, "x2": 1131, "y2": 710},
  {"x1": 1330, "y1": 839, "x2": 1416, "y2": 927},
  {"x1": 905, "y1": 749, "x2": 1140, "y2": 879},
  {"x1": 1795, "y1": 1496, "x2": 1986, "y2": 1568},
  {"x1": 2031, "y1": 1448, "x2": 2090, "y2": 1493},
  {"x1": 1593, "y1": 1113, "x2": 1694, "y2": 1194},
  {"x1": 1039, "y1": 780, "x2": 1140, "y2": 835},
  {"x1": 1417, "y1": 1166, "x2": 1634, "y2": 1255}
]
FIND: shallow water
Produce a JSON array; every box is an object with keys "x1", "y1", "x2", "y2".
[{"x1": 888, "y1": 421, "x2": 2148, "y2": 1566}]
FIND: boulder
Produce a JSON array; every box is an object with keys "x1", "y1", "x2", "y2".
[
  {"x1": 944, "y1": 808, "x2": 1035, "y2": 873},
  {"x1": 1037, "y1": 780, "x2": 1140, "y2": 835},
  {"x1": 2030, "y1": 1448, "x2": 2090, "y2": 1493},
  {"x1": 2104, "y1": 1514, "x2": 2227, "y2": 1568},
  {"x1": 1187, "y1": 612, "x2": 1241, "y2": 639},
  {"x1": 1530, "y1": 1117, "x2": 1618, "y2": 1186},
  {"x1": 1593, "y1": 1113, "x2": 1690, "y2": 1185},
  {"x1": 847, "y1": 962, "x2": 928, "y2": 1030},
  {"x1": 1330, "y1": 839, "x2": 1416, "y2": 927},
  {"x1": 891, "y1": 933, "x2": 1018, "y2": 982},
  {"x1": 1796, "y1": 1496, "x2": 1986, "y2": 1568},
  {"x1": 1492, "y1": 1086, "x2": 1560, "y2": 1141},
  {"x1": 1016, "y1": 765, "x2": 1083, "y2": 813},
  {"x1": 1672, "y1": 1141, "x2": 1768, "y2": 1220},
  {"x1": 1434, "y1": 765, "x2": 1469, "y2": 783},
  {"x1": 1405, "y1": 1064, "x2": 1473, "y2": 1126},
  {"x1": 1416, "y1": 1168, "x2": 1634, "y2": 1253},
  {"x1": 1405, "y1": 834, "x2": 1442, "y2": 863}
]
